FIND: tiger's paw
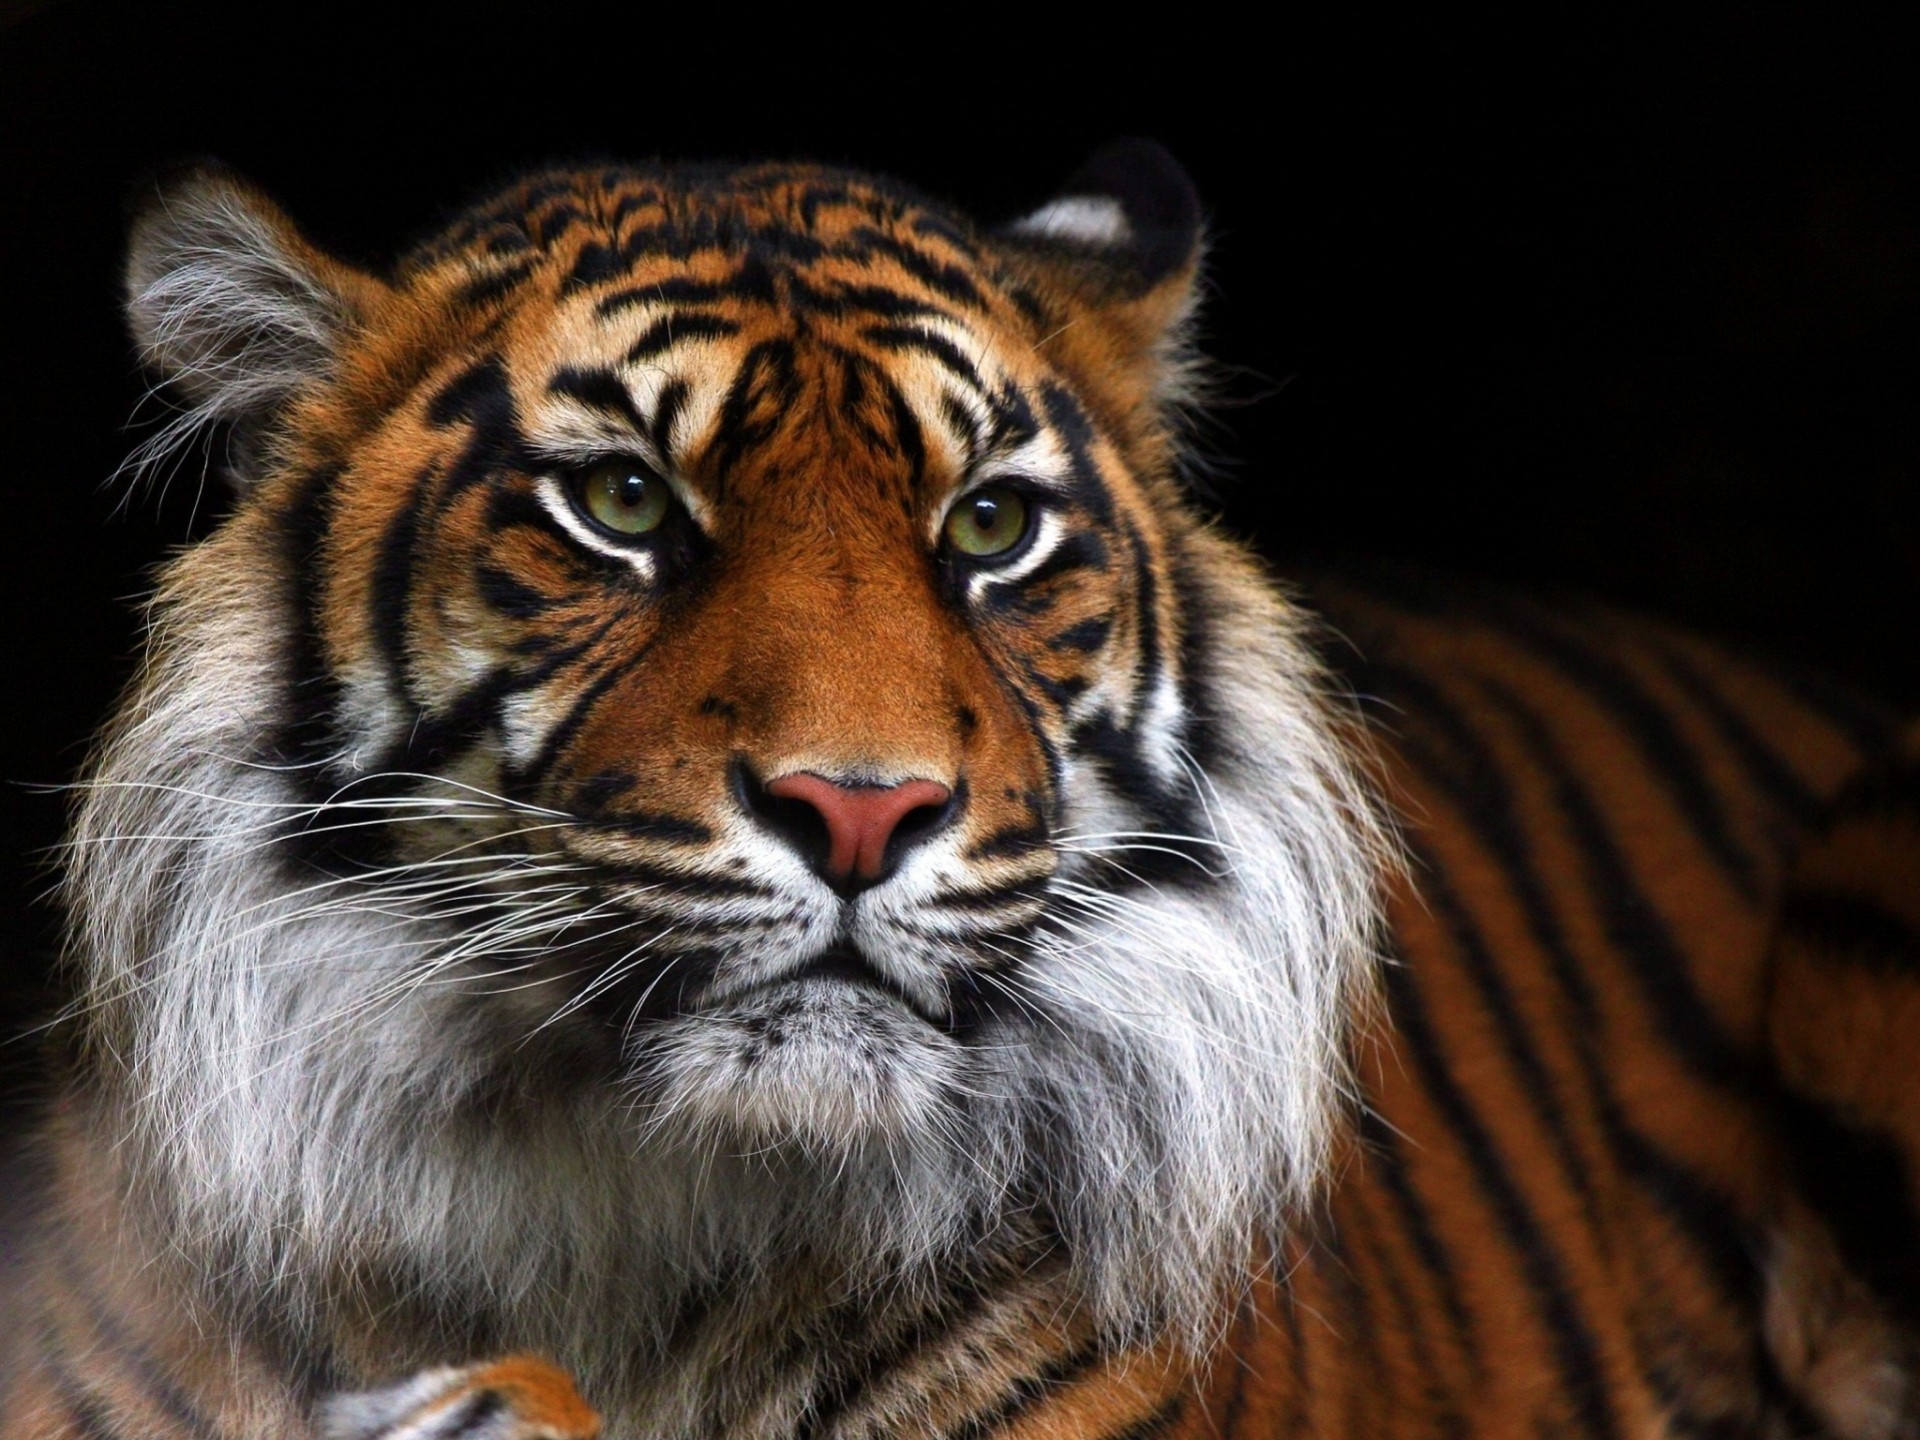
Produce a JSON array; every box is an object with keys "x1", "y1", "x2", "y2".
[{"x1": 318, "y1": 1355, "x2": 601, "y2": 1439}]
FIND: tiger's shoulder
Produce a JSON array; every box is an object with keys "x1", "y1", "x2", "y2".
[{"x1": 1221, "y1": 566, "x2": 1919, "y2": 1438}]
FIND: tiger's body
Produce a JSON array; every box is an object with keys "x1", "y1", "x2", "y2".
[
  {"x1": 2, "y1": 145, "x2": 1916, "y2": 1439},
  {"x1": 1230, "y1": 578, "x2": 1915, "y2": 1438}
]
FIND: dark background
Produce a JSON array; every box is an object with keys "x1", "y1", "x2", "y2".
[{"x1": 2, "y1": 4, "x2": 1916, "y2": 1115}]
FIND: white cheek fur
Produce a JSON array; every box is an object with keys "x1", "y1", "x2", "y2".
[{"x1": 68, "y1": 510, "x2": 1388, "y2": 1405}]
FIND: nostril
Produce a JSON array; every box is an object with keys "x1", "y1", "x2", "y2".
[
  {"x1": 746, "y1": 768, "x2": 956, "y2": 890},
  {"x1": 731, "y1": 760, "x2": 834, "y2": 871},
  {"x1": 889, "y1": 786, "x2": 958, "y2": 852}
]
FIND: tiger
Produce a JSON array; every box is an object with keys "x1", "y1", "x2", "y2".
[{"x1": 0, "y1": 139, "x2": 1914, "y2": 1440}]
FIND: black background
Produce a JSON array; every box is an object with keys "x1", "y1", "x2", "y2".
[{"x1": 2, "y1": 3, "x2": 1916, "y2": 1111}]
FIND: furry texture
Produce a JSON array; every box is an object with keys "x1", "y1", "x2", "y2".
[
  {"x1": 53, "y1": 154, "x2": 1390, "y2": 1435},
  {"x1": 120, "y1": 172, "x2": 369, "y2": 493},
  {"x1": 24, "y1": 151, "x2": 1910, "y2": 1440},
  {"x1": 64, "y1": 520, "x2": 1385, "y2": 1397}
]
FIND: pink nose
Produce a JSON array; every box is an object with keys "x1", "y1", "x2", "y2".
[{"x1": 763, "y1": 773, "x2": 954, "y2": 884}]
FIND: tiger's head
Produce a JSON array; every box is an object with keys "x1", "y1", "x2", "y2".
[{"x1": 71, "y1": 145, "x2": 1385, "y2": 1369}]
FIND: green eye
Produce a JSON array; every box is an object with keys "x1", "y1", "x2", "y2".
[
  {"x1": 943, "y1": 486, "x2": 1031, "y2": 559},
  {"x1": 570, "y1": 459, "x2": 673, "y2": 538}
]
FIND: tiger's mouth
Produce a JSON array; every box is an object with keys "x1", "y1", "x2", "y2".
[
  {"x1": 785, "y1": 947, "x2": 939, "y2": 1016},
  {"x1": 711, "y1": 944, "x2": 956, "y2": 1032},
  {"x1": 570, "y1": 932, "x2": 961, "y2": 1039}
]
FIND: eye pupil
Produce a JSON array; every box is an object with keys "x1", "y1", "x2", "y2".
[
  {"x1": 571, "y1": 459, "x2": 673, "y2": 538},
  {"x1": 944, "y1": 485, "x2": 1031, "y2": 560}
]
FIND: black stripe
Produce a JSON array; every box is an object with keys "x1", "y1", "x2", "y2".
[
  {"x1": 1829, "y1": 754, "x2": 1920, "y2": 825},
  {"x1": 792, "y1": 1279, "x2": 994, "y2": 1440},
  {"x1": 1066, "y1": 714, "x2": 1199, "y2": 868},
  {"x1": 484, "y1": 486, "x2": 551, "y2": 536},
  {"x1": 1391, "y1": 782, "x2": 1607, "y2": 1228},
  {"x1": 564, "y1": 240, "x2": 624, "y2": 292},
  {"x1": 1049, "y1": 615, "x2": 1113, "y2": 653},
  {"x1": 1166, "y1": 545, "x2": 1221, "y2": 773},
  {"x1": 940, "y1": 1336, "x2": 1111, "y2": 1440},
  {"x1": 476, "y1": 565, "x2": 556, "y2": 619},
  {"x1": 1476, "y1": 676, "x2": 1752, "y2": 1092},
  {"x1": 271, "y1": 461, "x2": 350, "y2": 803},
  {"x1": 848, "y1": 227, "x2": 986, "y2": 309},
  {"x1": 1099, "y1": 1391, "x2": 1187, "y2": 1440},
  {"x1": 966, "y1": 822, "x2": 1049, "y2": 861},
  {"x1": 886, "y1": 380, "x2": 926, "y2": 493},
  {"x1": 1379, "y1": 951, "x2": 1623, "y2": 1440},
  {"x1": 428, "y1": 355, "x2": 513, "y2": 430},
  {"x1": 1036, "y1": 384, "x2": 1115, "y2": 525},
  {"x1": 624, "y1": 311, "x2": 741, "y2": 364},
  {"x1": 367, "y1": 463, "x2": 433, "y2": 708},
  {"x1": 597, "y1": 274, "x2": 740, "y2": 317},
  {"x1": 508, "y1": 624, "x2": 672, "y2": 788},
  {"x1": 651, "y1": 378, "x2": 690, "y2": 458},
  {"x1": 795, "y1": 277, "x2": 949, "y2": 323},
  {"x1": 528, "y1": 201, "x2": 588, "y2": 248},
  {"x1": 38, "y1": 1270, "x2": 219, "y2": 1440},
  {"x1": 42, "y1": 1354, "x2": 123, "y2": 1440},
  {"x1": 1650, "y1": 641, "x2": 1824, "y2": 825},
  {"x1": 938, "y1": 390, "x2": 980, "y2": 455},
  {"x1": 930, "y1": 884, "x2": 1040, "y2": 914},
  {"x1": 1211, "y1": 1294, "x2": 1255, "y2": 1440},
  {"x1": 548, "y1": 366, "x2": 647, "y2": 435},
  {"x1": 1022, "y1": 661, "x2": 1082, "y2": 709},
  {"x1": 709, "y1": 338, "x2": 801, "y2": 489},
  {"x1": 1490, "y1": 607, "x2": 1764, "y2": 902},
  {"x1": 864, "y1": 323, "x2": 986, "y2": 395},
  {"x1": 1275, "y1": 1270, "x2": 1311, "y2": 1437},
  {"x1": 381, "y1": 665, "x2": 518, "y2": 773},
  {"x1": 380, "y1": 604, "x2": 616, "y2": 781},
  {"x1": 558, "y1": 853, "x2": 772, "y2": 901},
  {"x1": 1774, "y1": 666, "x2": 1899, "y2": 758},
  {"x1": 1354, "y1": 1106, "x2": 1483, "y2": 1371},
  {"x1": 831, "y1": 343, "x2": 872, "y2": 433},
  {"x1": 908, "y1": 209, "x2": 981, "y2": 255},
  {"x1": 1117, "y1": 515, "x2": 1168, "y2": 791},
  {"x1": 1604, "y1": 1115, "x2": 1763, "y2": 1314},
  {"x1": 1312, "y1": 1210, "x2": 1389, "y2": 1418},
  {"x1": 456, "y1": 261, "x2": 535, "y2": 309},
  {"x1": 985, "y1": 382, "x2": 1040, "y2": 452},
  {"x1": 1372, "y1": 661, "x2": 1782, "y2": 1401},
  {"x1": 1330, "y1": 1189, "x2": 1466, "y2": 1433},
  {"x1": 440, "y1": 1387, "x2": 508, "y2": 1437}
]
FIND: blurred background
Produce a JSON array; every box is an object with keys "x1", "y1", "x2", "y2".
[{"x1": 2, "y1": 4, "x2": 1915, "y2": 1116}]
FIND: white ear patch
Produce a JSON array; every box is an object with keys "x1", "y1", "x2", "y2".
[{"x1": 1010, "y1": 196, "x2": 1133, "y2": 248}]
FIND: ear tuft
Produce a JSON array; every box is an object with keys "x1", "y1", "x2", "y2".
[
  {"x1": 124, "y1": 165, "x2": 371, "y2": 442},
  {"x1": 1009, "y1": 138, "x2": 1202, "y2": 285}
]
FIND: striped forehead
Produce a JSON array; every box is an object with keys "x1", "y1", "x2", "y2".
[{"x1": 496, "y1": 249, "x2": 1078, "y2": 520}]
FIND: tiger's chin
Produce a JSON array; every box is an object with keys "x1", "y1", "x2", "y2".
[{"x1": 632, "y1": 975, "x2": 971, "y2": 1154}]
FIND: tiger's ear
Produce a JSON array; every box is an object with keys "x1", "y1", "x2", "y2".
[
  {"x1": 1001, "y1": 140, "x2": 1204, "y2": 409},
  {"x1": 1008, "y1": 138, "x2": 1203, "y2": 289},
  {"x1": 124, "y1": 165, "x2": 386, "y2": 443}
]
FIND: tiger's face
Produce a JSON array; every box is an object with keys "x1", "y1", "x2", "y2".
[
  {"x1": 78, "y1": 148, "x2": 1384, "y2": 1361},
  {"x1": 274, "y1": 162, "x2": 1205, "y2": 1148}
]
